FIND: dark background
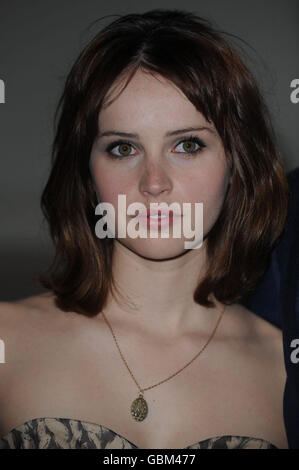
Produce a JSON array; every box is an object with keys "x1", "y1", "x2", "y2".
[{"x1": 0, "y1": 0, "x2": 298, "y2": 300}]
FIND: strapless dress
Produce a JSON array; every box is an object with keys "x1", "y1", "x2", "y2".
[{"x1": 0, "y1": 417, "x2": 278, "y2": 449}]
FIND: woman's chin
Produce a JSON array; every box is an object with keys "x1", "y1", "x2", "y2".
[{"x1": 115, "y1": 237, "x2": 198, "y2": 261}]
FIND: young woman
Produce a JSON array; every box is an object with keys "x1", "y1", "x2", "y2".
[{"x1": 0, "y1": 9, "x2": 289, "y2": 449}]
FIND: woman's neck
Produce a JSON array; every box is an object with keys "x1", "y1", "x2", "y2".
[{"x1": 102, "y1": 239, "x2": 222, "y2": 340}]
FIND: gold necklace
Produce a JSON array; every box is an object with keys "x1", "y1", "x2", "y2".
[{"x1": 101, "y1": 304, "x2": 226, "y2": 422}]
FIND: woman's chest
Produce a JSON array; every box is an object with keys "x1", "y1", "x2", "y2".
[{"x1": 0, "y1": 327, "x2": 288, "y2": 448}]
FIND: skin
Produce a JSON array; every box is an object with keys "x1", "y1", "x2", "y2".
[
  {"x1": 89, "y1": 68, "x2": 232, "y2": 338},
  {"x1": 0, "y1": 68, "x2": 288, "y2": 449}
]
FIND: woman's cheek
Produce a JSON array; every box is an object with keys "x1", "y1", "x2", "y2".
[{"x1": 186, "y1": 174, "x2": 228, "y2": 234}]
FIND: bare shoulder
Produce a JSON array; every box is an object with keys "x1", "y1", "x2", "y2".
[
  {"x1": 0, "y1": 292, "x2": 82, "y2": 361},
  {"x1": 228, "y1": 302, "x2": 282, "y2": 338},
  {"x1": 0, "y1": 290, "x2": 81, "y2": 325},
  {"x1": 0, "y1": 291, "x2": 61, "y2": 331},
  {"x1": 227, "y1": 303, "x2": 285, "y2": 364}
]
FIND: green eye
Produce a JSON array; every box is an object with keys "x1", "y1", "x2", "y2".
[
  {"x1": 105, "y1": 135, "x2": 206, "y2": 160},
  {"x1": 182, "y1": 141, "x2": 197, "y2": 152},
  {"x1": 105, "y1": 140, "x2": 135, "y2": 159},
  {"x1": 118, "y1": 143, "x2": 132, "y2": 156},
  {"x1": 174, "y1": 136, "x2": 206, "y2": 156}
]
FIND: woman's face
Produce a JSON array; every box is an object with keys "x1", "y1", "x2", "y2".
[{"x1": 89, "y1": 69, "x2": 231, "y2": 260}]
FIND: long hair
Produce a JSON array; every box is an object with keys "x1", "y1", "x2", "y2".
[{"x1": 38, "y1": 8, "x2": 289, "y2": 315}]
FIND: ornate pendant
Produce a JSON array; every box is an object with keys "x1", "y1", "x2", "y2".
[{"x1": 131, "y1": 393, "x2": 148, "y2": 421}]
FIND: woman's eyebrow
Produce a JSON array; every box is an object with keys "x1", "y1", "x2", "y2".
[{"x1": 97, "y1": 126, "x2": 216, "y2": 139}]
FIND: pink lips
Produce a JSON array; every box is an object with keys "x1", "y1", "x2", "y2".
[
  {"x1": 146, "y1": 208, "x2": 174, "y2": 218},
  {"x1": 134, "y1": 208, "x2": 182, "y2": 229},
  {"x1": 146, "y1": 210, "x2": 174, "y2": 229}
]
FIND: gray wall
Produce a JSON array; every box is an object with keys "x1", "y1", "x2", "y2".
[{"x1": 0, "y1": 0, "x2": 298, "y2": 300}]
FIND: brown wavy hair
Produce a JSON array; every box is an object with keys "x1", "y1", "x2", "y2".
[{"x1": 38, "y1": 8, "x2": 289, "y2": 315}]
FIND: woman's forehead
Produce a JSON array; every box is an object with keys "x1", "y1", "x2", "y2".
[
  {"x1": 102, "y1": 69, "x2": 187, "y2": 109},
  {"x1": 99, "y1": 69, "x2": 209, "y2": 128}
]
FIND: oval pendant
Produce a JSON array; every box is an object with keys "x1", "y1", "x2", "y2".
[{"x1": 131, "y1": 394, "x2": 148, "y2": 421}]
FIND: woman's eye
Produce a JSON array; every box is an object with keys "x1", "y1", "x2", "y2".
[
  {"x1": 105, "y1": 136, "x2": 206, "y2": 160},
  {"x1": 173, "y1": 137, "x2": 206, "y2": 156},
  {"x1": 105, "y1": 141, "x2": 136, "y2": 159}
]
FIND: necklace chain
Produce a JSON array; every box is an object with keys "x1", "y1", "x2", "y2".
[{"x1": 101, "y1": 304, "x2": 226, "y2": 394}]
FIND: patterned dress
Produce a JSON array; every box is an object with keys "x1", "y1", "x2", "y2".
[{"x1": 0, "y1": 417, "x2": 278, "y2": 449}]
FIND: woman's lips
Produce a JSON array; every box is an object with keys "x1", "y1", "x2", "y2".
[
  {"x1": 146, "y1": 211, "x2": 174, "y2": 229},
  {"x1": 146, "y1": 208, "x2": 175, "y2": 217},
  {"x1": 134, "y1": 210, "x2": 182, "y2": 229}
]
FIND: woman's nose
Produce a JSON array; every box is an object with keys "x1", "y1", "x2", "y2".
[{"x1": 138, "y1": 160, "x2": 172, "y2": 198}]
